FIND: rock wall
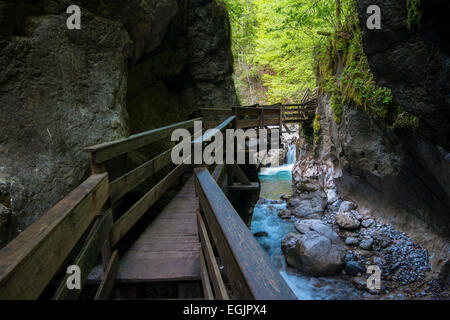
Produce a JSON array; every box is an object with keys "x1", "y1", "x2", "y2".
[
  {"x1": 316, "y1": 92, "x2": 449, "y2": 270},
  {"x1": 312, "y1": 0, "x2": 450, "y2": 272},
  {"x1": 0, "y1": 0, "x2": 237, "y2": 246},
  {"x1": 356, "y1": 0, "x2": 450, "y2": 149}
]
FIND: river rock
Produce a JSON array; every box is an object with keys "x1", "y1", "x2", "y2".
[
  {"x1": 345, "y1": 261, "x2": 366, "y2": 276},
  {"x1": 345, "y1": 237, "x2": 360, "y2": 246},
  {"x1": 362, "y1": 218, "x2": 375, "y2": 228},
  {"x1": 281, "y1": 233, "x2": 303, "y2": 270},
  {"x1": 295, "y1": 180, "x2": 320, "y2": 193},
  {"x1": 359, "y1": 237, "x2": 374, "y2": 251},
  {"x1": 285, "y1": 221, "x2": 345, "y2": 276},
  {"x1": 294, "y1": 219, "x2": 323, "y2": 234},
  {"x1": 336, "y1": 210, "x2": 361, "y2": 230},
  {"x1": 338, "y1": 201, "x2": 357, "y2": 214},
  {"x1": 278, "y1": 209, "x2": 292, "y2": 220},
  {"x1": 288, "y1": 190, "x2": 327, "y2": 219},
  {"x1": 253, "y1": 231, "x2": 269, "y2": 238},
  {"x1": 326, "y1": 189, "x2": 339, "y2": 204}
]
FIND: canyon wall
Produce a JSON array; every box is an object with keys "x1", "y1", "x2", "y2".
[
  {"x1": 314, "y1": 0, "x2": 449, "y2": 270},
  {"x1": 0, "y1": 0, "x2": 237, "y2": 246}
]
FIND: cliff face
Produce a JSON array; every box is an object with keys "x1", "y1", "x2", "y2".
[
  {"x1": 0, "y1": 0, "x2": 237, "y2": 246},
  {"x1": 356, "y1": 0, "x2": 450, "y2": 149},
  {"x1": 314, "y1": 0, "x2": 449, "y2": 270}
]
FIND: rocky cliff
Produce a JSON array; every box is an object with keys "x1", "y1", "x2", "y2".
[
  {"x1": 312, "y1": 0, "x2": 449, "y2": 271},
  {"x1": 0, "y1": 0, "x2": 237, "y2": 246}
]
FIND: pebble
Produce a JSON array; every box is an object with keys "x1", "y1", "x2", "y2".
[
  {"x1": 362, "y1": 218, "x2": 375, "y2": 228},
  {"x1": 360, "y1": 238, "x2": 374, "y2": 251},
  {"x1": 345, "y1": 237, "x2": 360, "y2": 246}
]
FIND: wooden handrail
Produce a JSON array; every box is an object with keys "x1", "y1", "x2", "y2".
[
  {"x1": 0, "y1": 173, "x2": 110, "y2": 299},
  {"x1": 84, "y1": 117, "x2": 202, "y2": 164},
  {"x1": 194, "y1": 167, "x2": 296, "y2": 300}
]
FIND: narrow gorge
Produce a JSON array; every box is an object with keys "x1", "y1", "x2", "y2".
[{"x1": 0, "y1": 0, "x2": 448, "y2": 301}]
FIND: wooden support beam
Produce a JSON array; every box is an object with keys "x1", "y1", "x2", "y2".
[
  {"x1": 53, "y1": 209, "x2": 113, "y2": 300},
  {"x1": 197, "y1": 212, "x2": 229, "y2": 300},
  {"x1": 199, "y1": 250, "x2": 214, "y2": 300},
  {"x1": 232, "y1": 164, "x2": 251, "y2": 185},
  {"x1": 94, "y1": 250, "x2": 119, "y2": 300},
  {"x1": 228, "y1": 183, "x2": 259, "y2": 192}
]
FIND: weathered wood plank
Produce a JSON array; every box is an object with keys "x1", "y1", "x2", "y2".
[
  {"x1": 109, "y1": 148, "x2": 173, "y2": 203},
  {"x1": 228, "y1": 183, "x2": 260, "y2": 191},
  {"x1": 110, "y1": 161, "x2": 190, "y2": 247},
  {"x1": 197, "y1": 212, "x2": 229, "y2": 300},
  {"x1": 194, "y1": 168, "x2": 296, "y2": 300},
  {"x1": 199, "y1": 250, "x2": 214, "y2": 300},
  {"x1": 0, "y1": 173, "x2": 109, "y2": 300},
  {"x1": 53, "y1": 209, "x2": 113, "y2": 300},
  {"x1": 94, "y1": 250, "x2": 119, "y2": 300},
  {"x1": 85, "y1": 118, "x2": 202, "y2": 164}
]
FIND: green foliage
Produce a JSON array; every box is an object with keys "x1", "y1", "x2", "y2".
[
  {"x1": 223, "y1": 0, "x2": 354, "y2": 104},
  {"x1": 313, "y1": 114, "x2": 321, "y2": 143},
  {"x1": 407, "y1": 0, "x2": 422, "y2": 29}
]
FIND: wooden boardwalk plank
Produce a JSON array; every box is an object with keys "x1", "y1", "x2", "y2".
[{"x1": 117, "y1": 176, "x2": 201, "y2": 283}]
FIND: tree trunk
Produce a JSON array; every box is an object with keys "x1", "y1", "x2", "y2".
[{"x1": 336, "y1": 0, "x2": 342, "y2": 30}]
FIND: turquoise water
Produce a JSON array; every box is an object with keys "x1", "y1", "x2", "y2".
[{"x1": 251, "y1": 147, "x2": 362, "y2": 300}]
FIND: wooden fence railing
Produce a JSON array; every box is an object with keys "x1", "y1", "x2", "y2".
[
  {"x1": 0, "y1": 91, "x2": 318, "y2": 299},
  {"x1": 195, "y1": 166, "x2": 297, "y2": 300}
]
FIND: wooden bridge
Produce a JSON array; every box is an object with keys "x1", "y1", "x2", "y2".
[{"x1": 0, "y1": 90, "x2": 317, "y2": 300}]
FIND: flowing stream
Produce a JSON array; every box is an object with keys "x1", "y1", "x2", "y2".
[{"x1": 251, "y1": 145, "x2": 362, "y2": 300}]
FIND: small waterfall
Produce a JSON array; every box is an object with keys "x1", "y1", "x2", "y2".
[{"x1": 285, "y1": 144, "x2": 296, "y2": 165}]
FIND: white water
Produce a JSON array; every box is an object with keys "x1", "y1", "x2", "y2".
[
  {"x1": 252, "y1": 145, "x2": 361, "y2": 300},
  {"x1": 259, "y1": 144, "x2": 296, "y2": 177}
]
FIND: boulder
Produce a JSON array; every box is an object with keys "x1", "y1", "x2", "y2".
[
  {"x1": 294, "y1": 219, "x2": 323, "y2": 234},
  {"x1": 336, "y1": 210, "x2": 361, "y2": 230},
  {"x1": 281, "y1": 233, "x2": 303, "y2": 270},
  {"x1": 283, "y1": 221, "x2": 345, "y2": 276},
  {"x1": 288, "y1": 190, "x2": 327, "y2": 220}
]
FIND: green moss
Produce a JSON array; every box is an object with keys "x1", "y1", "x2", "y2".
[
  {"x1": 313, "y1": 114, "x2": 321, "y2": 143},
  {"x1": 407, "y1": 0, "x2": 422, "y2": 30},
  {"x1": 392, "y1": 107, "x2": 420, "y2": 131},
  {"x1": 316, "y1": 5, "x2": 412, "y2": 130}
]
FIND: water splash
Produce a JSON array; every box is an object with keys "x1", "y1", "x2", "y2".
[{"x1": 259, "y1": 144, "x2": 296, "y2": 176}]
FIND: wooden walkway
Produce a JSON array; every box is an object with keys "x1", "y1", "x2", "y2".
[
  {"x1": 117, "y1": 176, "x2": 200, "y2": 283},
  {"x1": 0, "y1": 92, "x2": 319, "y2": 299}
]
